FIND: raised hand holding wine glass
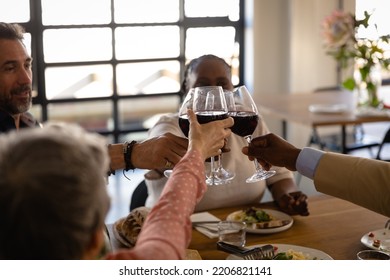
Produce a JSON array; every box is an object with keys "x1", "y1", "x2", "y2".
[
  {"x1": 193, "y1": 86, "x2": 229, "y2": 185},
  {"x1": 164, "y1": 89, "x2": 195, "y2": 178},
  {"x1": 211, "y1": 89, "x2": 236, "y2": 183},
  {"x1": 228, "y1": 85, "x2": 276, "y2": 182}
]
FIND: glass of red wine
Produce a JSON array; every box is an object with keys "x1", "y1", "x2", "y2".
[
  {"x1": 207, "y1": 89, "x2": 236, "y2": 184},
  {"x1": 164, "y1": 89, "x2": 194, "y2": 178},
  {"x1": 193, "y1": 86, "x2": 229, "y2": 185},
  {"x1": 227, "y1": 85, "x2": 276, "y2": 182}
]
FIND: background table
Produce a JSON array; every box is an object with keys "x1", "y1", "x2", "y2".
[{"x1": 254, "y1": 91, "x2": 390, "y2": 153}]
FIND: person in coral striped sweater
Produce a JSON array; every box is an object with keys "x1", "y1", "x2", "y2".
[{"x1": 0, "y1": 111, "x2": 232, "y2": 259}]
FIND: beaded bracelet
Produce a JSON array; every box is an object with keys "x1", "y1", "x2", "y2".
[{"x1": 123, "y1": 140, "x2": 137, "y2": 171}]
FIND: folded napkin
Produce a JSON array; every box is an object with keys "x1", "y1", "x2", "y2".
[{"x1": 190, "y1": 212, "x2": 221, "y2": 239}]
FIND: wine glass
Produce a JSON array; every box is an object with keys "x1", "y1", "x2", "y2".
[
  {"x1": 211, "y1": 89, "x2": 236, "y2": 183},
  {"x1": 228, "y1": 85, "x2": 276, "y2": 182},
  {"x1": 163, "y1": 89, "x2": 194, "y2": 178},
  {"x1": 213, "y1": 143, "x2": 236, "y2": 183},
  {"x1": 193, "y1": 86, "x2": 229, "y2": 185}
]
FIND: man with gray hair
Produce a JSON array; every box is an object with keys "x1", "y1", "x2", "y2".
[
  {"x1": 0, "y1": 22, "x2": 192, "y2": 174},
  {"x1": 0, "y1": 22, "x2": 38, "y2": 132}
]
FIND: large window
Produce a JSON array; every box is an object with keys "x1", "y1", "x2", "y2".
[{"x1": 2, "y1": 0, "x2": 244, "y2": 142}]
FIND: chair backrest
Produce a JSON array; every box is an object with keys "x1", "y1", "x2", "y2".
[
  {"x1": 376, "y1": 127, "x2": 390, "y2": 161},
  {"x1": 129, "y1": 179, "x2": 148, "y2": 211}
]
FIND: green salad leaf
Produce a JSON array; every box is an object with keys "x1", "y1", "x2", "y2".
[
  {"x1": 243, "y1": 207, "x2": 272, "y2": 223},
  {"x1": 273, "y1": 252, "x2": 293, "y2": 260}
]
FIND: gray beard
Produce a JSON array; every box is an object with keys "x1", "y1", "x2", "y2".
[{"x1": 0, "y1": 95, "x2": 32, "y2": 115}]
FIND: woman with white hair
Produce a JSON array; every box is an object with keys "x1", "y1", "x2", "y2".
[{"x1": 0, "y1": 109, "x2": 233, "y2": 259}]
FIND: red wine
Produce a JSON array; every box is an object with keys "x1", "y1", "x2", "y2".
[
  {"x1": 178, "y1": 115, "x2": 190, "y2": 137},
  {"x1": 178, "y1": 111, "x2": 228, "y2": 138},
  {"x1": 179, "y1": 111, "x2": 228, "y2": 137},
  {"x1": 196, "y1": 111, "x2": 228, "y2": 124},
  {"x1": 229, "y1": 111, "x2": 259, "y2": 137}
]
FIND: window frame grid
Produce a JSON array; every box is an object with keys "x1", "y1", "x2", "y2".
[{"x1": 21, "y1": 0, "x2": 245, "y2": 142}]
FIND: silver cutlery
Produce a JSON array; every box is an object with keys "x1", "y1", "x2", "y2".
[
  {"x1": 217, "y1": 241, "x2": 275, "y2": 260},
  {"x1": 192, "y1": 221, "x2": 219, "y2": 233}
]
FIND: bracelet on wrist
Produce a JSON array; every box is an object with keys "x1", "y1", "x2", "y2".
[{"x1": 123, "y1": 140, "x2": 137, "y2": 171}]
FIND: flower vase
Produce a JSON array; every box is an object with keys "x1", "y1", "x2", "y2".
[{"x1": 353, "y1": 60, "x2": 383, "y2": 113}]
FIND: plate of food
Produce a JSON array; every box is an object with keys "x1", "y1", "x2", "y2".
[
  {"x1": 226, "y1": 207, "x2": 293, "y2": 234},
  {"x1": 226, "y1": 244, "x2": 333, "y2": 260},
  {"x1": 113, "y1": 206, "x2": 150, "y2": 248},
  {"x1": 361, "y1": 228, "x2": 390, "y2": 252}
]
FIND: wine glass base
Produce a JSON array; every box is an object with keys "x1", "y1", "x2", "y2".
[
  {"x1": 246, "y1": 170, "x2": 276, "y2": 183},
  {"x1": 168, "y1": 169, "x2": 231, "y2": 186},
  {"x1": 215, "y1": 168, "x2": 235, "y2": 182},
  {"x1": 206, "y1": 176, "x2": 230, "y2": 186}
]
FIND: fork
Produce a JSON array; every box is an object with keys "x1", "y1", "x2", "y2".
[
  {"x1": 217, "y1": 241, "x2": 275, "y2": 260},
  {"x1": 256, "y1": 244, "x2": 275, "y2": 260}
]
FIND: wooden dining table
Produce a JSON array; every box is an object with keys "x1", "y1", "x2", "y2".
[
  {"x1": 189, "y1": 194, "x2": 389, "y2": 260},
  {"x1": 253, "y1": 90, "x2": 390, "y2": 153}
]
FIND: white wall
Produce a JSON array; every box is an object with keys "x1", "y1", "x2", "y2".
[{"x1": 246, "y1": 0, "x2": 355, "y2": 147}]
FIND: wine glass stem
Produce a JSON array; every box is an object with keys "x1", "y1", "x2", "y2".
[
  {"x1": 210, "y1": 156, "x2": 216, "y2": 185},
  {"x1": 245, "y1": 136, "x2": 262, "y2": 173},
  {"x1": 253, "y1": 158, "x2": 263, "y2": 172},
  {"x1": 217, "y1": 154, "x2": 222, "y2": 170}
]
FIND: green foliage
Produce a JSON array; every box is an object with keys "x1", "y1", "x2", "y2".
[
  {"x1": 323, "y1": 10, "x2": 390, "y2": 88},
  {"x1": 323, "y1": 10, "x2": 390, "y2": 107},
  {"x1": 342, "y1": 77, "x2": 355, "y2": 90}
]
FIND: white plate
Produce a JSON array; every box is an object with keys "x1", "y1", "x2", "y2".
[
  {"x1": 226, "y1": 209, "x2": 293, "y2": 234},
  {"x1": 308, "y1": 104, "x2": 349, "y2": 114},
  {"x1": 226, "y1": 244, "x2": 333, "y2": 260},
  {"x1": 361, "y1": 228, "x2": 390, "y2": 252}
]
